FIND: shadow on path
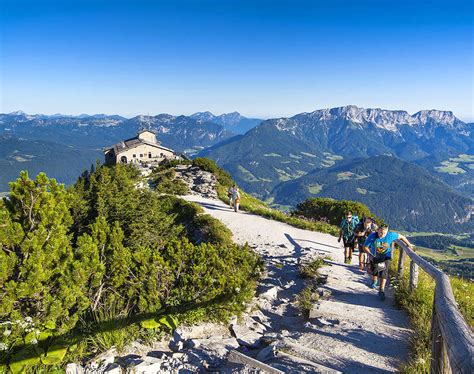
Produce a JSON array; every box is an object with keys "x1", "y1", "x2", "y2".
[{"x1": 292, "y1": 238, "x2": 341, "y2": 250}]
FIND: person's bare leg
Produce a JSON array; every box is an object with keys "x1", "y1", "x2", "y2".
[
  {"x1": 379, "y1": 277, "x2": 386, "y2": 291},
  {"x1": 344, "y1": 246, "x2": 350, "y2": 262},
  {"x1": 359, "y1": 252, "x2": 365, "y2": 270}
]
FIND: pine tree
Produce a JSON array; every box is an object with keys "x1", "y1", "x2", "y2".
[{"x1": 0, "y1": 172, "x2": 88, "y2": 340}]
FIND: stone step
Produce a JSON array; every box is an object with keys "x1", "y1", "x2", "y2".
[
  {"x1": 277, "y1": 340, "x2": 343, "y2": 373},
  {"x1": 227, "y1": 350, "x2": 284, "y2": 374},
  {"x1": 309, "y1": 299, "x2": 405, "y2": 323}
]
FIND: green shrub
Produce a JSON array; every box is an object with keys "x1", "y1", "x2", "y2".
[
  {"x1": 1, "y1": 166, "x2": 262, "y2": 369},
  {"x1": 0, "y1": 172, "x2": 89, "y2": 351},
  {"x1": 296, "y1": 285, "x2": 319, "y2": 318},
  {"x1": 293, "y1": 197, "x2": 377, "y2": 226},
  {"x1": 152, "y1": 159, "x2": 191, "y2": 173},
  {"x1": 151, "y1": 168, "x2": 190, "y2": 195},
  {"x1": 299, "y1": 258, "x2": 327, "y2": 279}
]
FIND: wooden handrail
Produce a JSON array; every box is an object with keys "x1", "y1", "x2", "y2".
[{"x1": 395, "y1": 240, "x2": 474, "y2": 373}]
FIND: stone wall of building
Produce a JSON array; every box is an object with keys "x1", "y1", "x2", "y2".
[{"x1": 117, "y1": 144, "x2": 176, "y2": 164}]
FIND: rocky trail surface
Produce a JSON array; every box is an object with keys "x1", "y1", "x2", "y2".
[
  {"x1": 71, "y1": 168, "x2": 411, "y2": 373},
  {"x1": 180, "y1": 195, "x2": 412, "y2": 373}
]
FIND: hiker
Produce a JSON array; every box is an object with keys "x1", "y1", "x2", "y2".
[
  {"x1": 354, "y1": 217, "x2": 378, "y2": 271},
  {"x1": 227, "y1": 185, "x2": 235, "y2": 209},
  {"x1": 231, "y1": 184, "x2": 241, "y2": 212},
  {"x1": 338, "y1": 211, "x2": 359, "y2": 264},
  {"x1": 363, "y1": 224, "x2": 413, "y2": 301}
]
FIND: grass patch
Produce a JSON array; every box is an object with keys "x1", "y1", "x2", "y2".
[
  {"x1": 299, "y1": 257, "x2": 327, "y2": 279},
  {"x1": 296, "y1": 285, "x2": 319, "y2": 318},
  {"x1": 389, "y1": 249, "x2": 473, "y2": 373},
  {"x1": 296, "y1": 256, "x2": 331, "y2": 318},
  {"x1": 237, "y1": 165, "x2": 260, "y2": 182},
  {"x1": 390, "y1": 250, "x2": 434, "y2": 373},
  {"x1": 337, "y1": 171, "x2": 354, "y2": 180},
  {"x1": 450, "y1": 154, "x2": 474, "y2": 163},
  {"x1": 435, "y1": 161, "x2": 466, "y2": 174},
  {"x1": 274, "y1": 168, "x2": 292, "y2": 181},
  {"x1": 307, "y1": 184, "x2": 323, "y2": 195},
  {"x1": 150, "y1": 168, "x2": 190, "y2": 195},
  {"x1": 289, "y1": 153, "x2": 303, "y2": 159}
]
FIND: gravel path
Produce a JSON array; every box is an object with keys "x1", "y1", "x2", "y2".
[{"x1": 184, "y1": 195, "x2": 412, "y2": 373}]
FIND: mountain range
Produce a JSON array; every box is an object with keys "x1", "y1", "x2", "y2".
[
  {"x1": 0, "y1": 110, "x2": 260, "y2": 191},
  {"x1": 200, "y1": 105, "x2": 473, "y2": 197},
  {"x1": 199, "y1": 105, "x2": 473, "y2": 233},
  {"x1": 0, "y1": 106, "x2": 472, "y2": 233},
  {"x1": 190, "y1": 111, "x2": 262, "y2": 134}
]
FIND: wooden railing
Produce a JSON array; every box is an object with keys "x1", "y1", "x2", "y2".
[{"x1": 395, "y1": 240, "x2": 474, "y2": 374}]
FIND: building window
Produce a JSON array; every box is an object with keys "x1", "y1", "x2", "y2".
[
  {"x1": 133, "y1": 154, "x2": 136, "y2": 158},
  {"x1": 140, "y1": 154, "x2": 143, "y2": 157},
  {"x1": 149, "y1": 152, "x2": 152, "y2": 158}
]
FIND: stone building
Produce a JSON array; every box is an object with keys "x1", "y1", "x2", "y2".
[{"x1": 104, "y1": 129, "x2": 178, "y2": 166}]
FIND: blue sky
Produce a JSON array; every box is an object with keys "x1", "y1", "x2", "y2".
[{"x1": 1, "y1": 0, "x2": 473, "y2": 120}]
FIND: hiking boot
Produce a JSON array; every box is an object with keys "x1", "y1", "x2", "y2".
[{"x1": 379, "y1": 290, "x2": 386, "y2": 301}]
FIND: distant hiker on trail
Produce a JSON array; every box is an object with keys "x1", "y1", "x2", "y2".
[
  {"x1": 354, "y1": 217, "x2": 378, "y2": 271},
  {"x1": 230, "y1": 184, "x2": 241, "y2": 212},
  {"x1": 363, "y1": 224, "x2": 413, "y2": 301},
  {"x1": 338, "y1": 211, "x2": 359, "y2": 264},
  {"x1": 227, "y1": 185, "x2": 235, "y2": 209}
]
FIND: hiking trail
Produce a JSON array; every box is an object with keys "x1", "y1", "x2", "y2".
[{"x1": 184, "y1": 194, "x2": 412, "y2": 373}]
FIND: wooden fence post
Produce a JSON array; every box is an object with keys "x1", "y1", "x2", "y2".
[
  {"x1": 397, "y1": 248, "x2": 406, "y2": 278},
  {"x1": 409, "y1": 260, "x2": 419, "y2": 290},
  {"x1": 430, "y1": 302, "x2": 450, "y2": 374}
]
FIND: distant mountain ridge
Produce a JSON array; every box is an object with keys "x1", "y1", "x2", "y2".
[
  {"x1": 0, "y1": 111, "x2": 240, "y2": 153},
  {"x1": 200, "y1": 105, "x2": 473, "y2": 197},
  {"x1": 190, "y1": 111, "x2": 263, "y2": 134},
  {"x1": 0, "y1": 135, "x2": 101, "y2": 191}
]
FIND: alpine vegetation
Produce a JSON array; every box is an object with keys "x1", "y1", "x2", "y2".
[{"x1": 0, "y1": 164, "x2": 261, "y2": 372}]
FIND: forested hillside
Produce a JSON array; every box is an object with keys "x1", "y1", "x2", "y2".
[
  {"x1": 0, "y1": 135, "x2": 101, "y2": 192},
  {"x1": 272, "y1": 156, "x2": 473, "y2": 233}
]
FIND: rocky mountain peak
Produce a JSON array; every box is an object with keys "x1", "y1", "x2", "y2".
[
  {"x1": 289, "y1": 105, "x2": 466, "y2": 132},
  {"x1": 412, "y1": 110, "x2": 460, "y2": 126},
  {"x1": 190, "y1": 111, "x2": 216, "y2": 122}
]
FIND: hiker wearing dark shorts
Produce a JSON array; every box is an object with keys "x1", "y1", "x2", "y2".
[
  {"x1": 354, "y1": 217, "x2": 378, "y2": 271},
  {"x1": 363, "y1": 224, "x2": 413, "y2": 300},
  {"x1": 338, "y1": 211, "x2": 358, "y2": 264}
]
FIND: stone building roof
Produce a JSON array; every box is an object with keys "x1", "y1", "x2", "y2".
[{"x1": 104, "y1": 133, "x2": 175, "y2": 155}]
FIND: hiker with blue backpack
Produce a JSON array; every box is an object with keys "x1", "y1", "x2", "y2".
[
  {"x1": 363, "y1": 224, "x2": 414, "y2": 301},
  {"x1": 338, "y1": 211, "x2": 359, "y2": 264}
]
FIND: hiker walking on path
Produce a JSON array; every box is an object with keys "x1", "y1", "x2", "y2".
[
  {"x1": 338, "y1": 211, "x2": 359, "y2": 264},
  {"x1": 363, "y1": 224, "x2": 413, "y2": 300},
  {"x1": 230, "y1": 184, "x2": 241, "y2": 212},
  {"x1": 227, "y1": 185, "x2": 235, "y2": 209},
  {"x1": 354, "y1": 217, "x2": 378, "y2": 271}
]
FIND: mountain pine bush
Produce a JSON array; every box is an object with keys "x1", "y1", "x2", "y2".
[
  {"x1": 0, "y1": 164, "x2": 261, "y2": 370},
  {"x1": 293, "y1": 197, "x2": 376, "y2": 225}
]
